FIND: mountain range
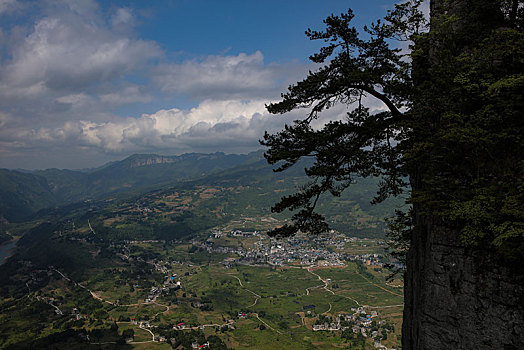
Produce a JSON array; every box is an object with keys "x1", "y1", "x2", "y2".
[
  {"x1": 0, "y1": 152, "x2": 260, "y2": 222},
  {"x1": 0, "y1": 150, "x2": 403, "y2": 237}
]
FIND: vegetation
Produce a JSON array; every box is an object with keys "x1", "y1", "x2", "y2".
[
  {"x1": 261, "y1": 0, "x2": 523, "y2": 261},
  {"x1": 0, "y1": 169, "x2": 57, "y2": 222},
  {"x1": 410, "y1": 0, "x2": 524, "y2": 259},
  {"x1": 1, "y1": 153, "x2": 403, "y2": 242},
  {"x1": 2, "y1": 1, "x2": 520, "y2": 348},
  {"x1": 0, "y1": 152, "x2": 261, "y2": 222},
  {"x1": 0, "y1": 203, "x2": 403, "y2": 349}
]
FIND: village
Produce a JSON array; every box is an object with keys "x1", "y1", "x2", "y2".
[
  {"x1": 15, "y1": 221, "x2": 401, "y2": 349},
  {"x1": 123, "y1": 229, "x2": 400, "y2": 349},
  {"x1": 192, "y1": 228, "x2": 392, "y2": 269},
  {"x1": 311, "y1": 307, "x2": 395, "y2": 350}
]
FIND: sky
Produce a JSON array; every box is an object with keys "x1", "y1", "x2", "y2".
[{"x1": 0, "y1": 0, "x2": 402, "y2": 169}]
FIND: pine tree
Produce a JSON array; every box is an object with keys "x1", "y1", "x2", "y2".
[
  {"x1": 262, "y1": 0, "x2": 523, "y2": 347},
  {"x1": 262, "y1": 0, "x2": 523, "y2": 259}
]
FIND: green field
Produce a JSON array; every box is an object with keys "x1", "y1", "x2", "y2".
[{"x1": 0, "y1": 216, "x2": 403, "y2": 349}]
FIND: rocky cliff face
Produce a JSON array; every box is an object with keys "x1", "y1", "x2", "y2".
[
  {"x1": 126, "y1": 153, "x2": 226, "y2": 168},
  {"x1": 402, "y1": 221, "x2": 524, "y2": 349},
  {"x1": 402, "y1": 1, "x2": 524, "y2": 348},
  {"x1": 127, "y1": 155, "x2": 177, "y2": 168}
]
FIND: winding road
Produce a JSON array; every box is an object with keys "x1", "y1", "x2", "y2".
[
  {"x1": 306, "y1": 267, "x2": 335, "y2": 295},
  {"x1": 227, "y1": 274, "x2": 286, "y2": 335},
  {"x1": 228, "y1": 274, "x2": 261, "y2": 307}
]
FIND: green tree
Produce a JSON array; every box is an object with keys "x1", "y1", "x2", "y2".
[
  {"x1": 122, "y1": 328, "x2": 134, "y2": 340},
  {"x1": 263, "y1": 0, "x2": 523, "y2": 348},
  {"x1": 262, "y1": 0, "x2": 523, "y2": 256},
  {"x1": 207, "y1": 335, "x2": 229, "y2": 349},
  {"x1": 262, "y1": 1, "x2": 423, "y2": 237}
]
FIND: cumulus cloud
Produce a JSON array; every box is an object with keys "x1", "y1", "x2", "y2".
[
  {"x1": 111, "y1": 7, "x2": 133, "y2": 27},
  {"x1": 31, "y1": 100, "x2": 275, "y2": 152},
  {"x1": 1, "y1": 17, "x2": 160, "y2": 96},
  {"x1": 0, "y1": 0, "x2": 21, "y2": 15},
  {"x1": 0, "y1": 0, "x2": 161, "y2": 121},
  {"x1": 98, "y1": 85, "x2": 153, "y2": 105},
  {"x1": 0, "y1": 1, "x2": 367, "y2": 169},
  {"x1": 0, "y1": 97, "x2": 356, "y2": 163},
  {"x1": 154, "y1": 51, "x2": 304, "y2": 100}
]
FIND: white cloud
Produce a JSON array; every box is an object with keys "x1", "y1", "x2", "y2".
[
  {"x1": 1, "y1": 17, "x2": 160, "y2": 95},
  {"x1": 1, "y1": 96, "x2": 360, "y2": 162},
  {"x1": 0, "y1": 0, "x2": 20, "y2": 15},
  {"x1": 154, "y1": 51, "x2": 304, "y2": 100},
  {"x1": 111, "y1": 7, "x2": 133, "y2": 26},
  {"x1": 0, "y1": 2, "x2": 162, "y2": 121},
  {"x1": 51, "y1": 0, "x2": 99, "y2": 18},
  {"x1": 0, "y1": 1, "x2": 357, "y2": 169},
  {"x1": 53, "y1": 99, "x2": 273, "y2": 152},
  {"x1": 98, "y1": 85, "x2": 152, "y2": 105}
]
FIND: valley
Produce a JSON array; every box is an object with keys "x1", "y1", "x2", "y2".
[
  {"x1": 0, "y1": 223, "x2": 403, "y2": 349},
  {"x1": 0, "y1": 152, "x2": 405, "y2": 349}
]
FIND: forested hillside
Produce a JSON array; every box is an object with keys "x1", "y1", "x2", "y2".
[
  {"x1": 0, "y1": 152, "x2": 257, "y2": 222},
  {"x1": 0, "y1": 169, "x2": 57, "y2": 222},
  {"x1": 0, "y1": 151, "x2": 401, "y2": 238}
]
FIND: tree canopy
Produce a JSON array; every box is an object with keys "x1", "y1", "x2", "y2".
[{"x1": 261, "y1": 0, "x2": 523, "y2": 260}]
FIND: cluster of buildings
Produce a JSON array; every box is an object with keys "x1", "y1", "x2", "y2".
[
  {"x1": 204, "y1": 230, "x2": 351, "y2": 267},
  {"x1": 144, "y1": 263, "x2": 183, "y2": 303},
  {"x1": 36, "y1": 219, "x2": 399, "y2": 348},
  {"x1": 312, "y1": 307, "x2": 379, "y2": 332},
  {"x1": 71, "y1": 308, "x2": 89, "y2": 320},
  {"x1": 312, "y1": 307, "x2": 395, "y2": 349},
  {"x1": 204, "y1": 229, "x2": 400, "y2": 271},
  {"x1": 345, "y1": 253, "x2": 405, "y2": 270},
  {"x1": 346, "y1": 253, "x2": 385, "y2": 267},
  {"x1": 263, "y1": 238, "x2": 345, "y2": 267}
]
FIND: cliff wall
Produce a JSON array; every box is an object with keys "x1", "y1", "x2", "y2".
[
  {"x1": 402, "y1": 1, "x2": 524, "y2": 348},
  {"x1": 402, "y1": 221, "x2": 524, "y2": 349}
]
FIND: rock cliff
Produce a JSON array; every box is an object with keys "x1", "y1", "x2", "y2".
[
  {"x1": 403, "y1": 1, "x2": 524, "y2": 348},
  {"x1": 402, "y1": 221, "x2": 524, "y2": 349}
]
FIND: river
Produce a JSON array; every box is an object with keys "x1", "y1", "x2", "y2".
[{"x1": 0, "y1": 239, "x2": 18, "y2": 264}]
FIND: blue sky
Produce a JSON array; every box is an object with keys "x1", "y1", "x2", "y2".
[
  {"x1": 137, "y1": 1, "x2": 323, "y2": 61},
  {"x1": 111, "y1": 1, "x2": 394, "y2": 61},
  {"x1": 0, "y1": 0, "x2": 401, "y2": 169}
]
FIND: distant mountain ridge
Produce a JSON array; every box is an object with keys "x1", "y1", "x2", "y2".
[
  {"x1": 126, "y1": 154, "x2": 177, "y2": 168},
  {"x1": 0, "y1": 151, "x2": 261, "y2": 222},
  {"x1": 94, "y1": 153, "x2": 237, "y2": 170},
  {"x1": 0, "y1": 151, "x2": 402, "y2": 238}
]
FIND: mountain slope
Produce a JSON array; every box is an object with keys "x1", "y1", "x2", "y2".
[
  {"x1": 0, "y1": 152, "x2": 260, "y2": 221},
  {"x1": 0, "y1": 169, "x2": 57, "y2": 222},
  {"x1": 85, "y1": 155, "x2": 403, "y2": 240},
  {"x1": 34, "y1": 152, "x2": 257, "y2": 203},
  {"x1": 0, "y1": 150, "x2": 403, "y2": 235}
]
